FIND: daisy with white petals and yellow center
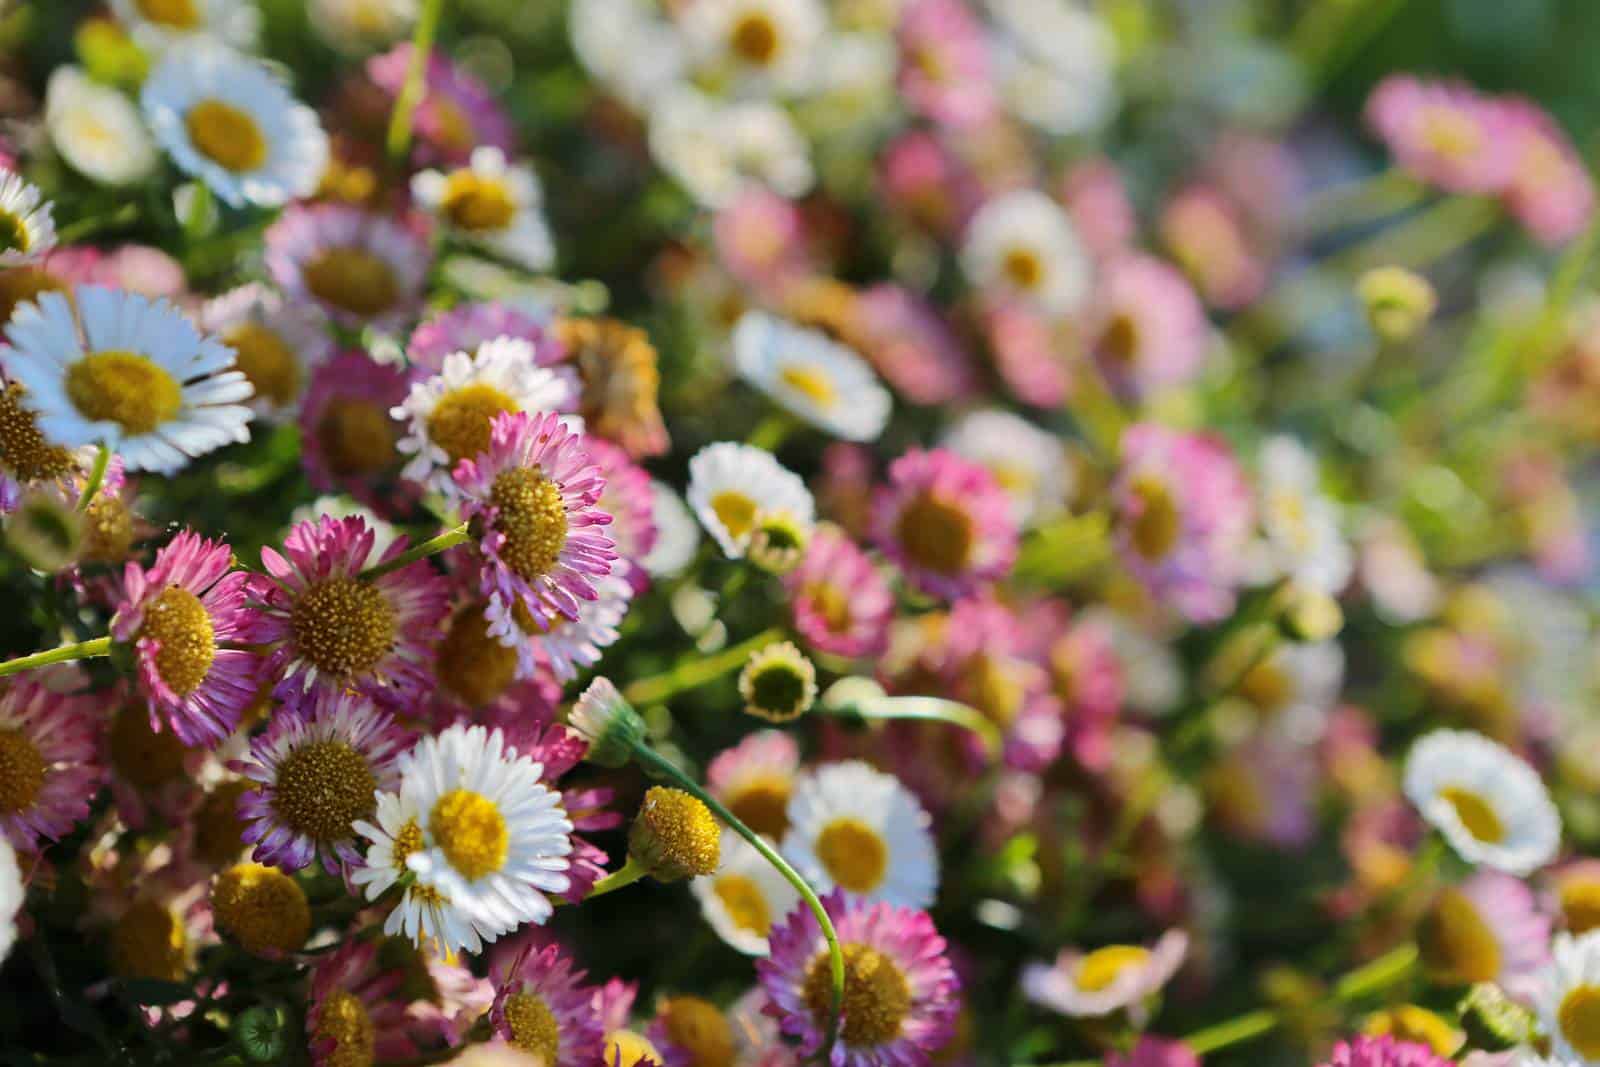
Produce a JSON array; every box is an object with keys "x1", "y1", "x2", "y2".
[
  {"x1": 1022, "y1": 930, "x2": 1189, "y2": 1021},
  {"x1": 1403, "y1": 729, "x2": 1560, "y2": 876},
  {"x1": 686, "y1": 441, "x2": 815, "y2": 558},
  {"x1": 412, "y1": 147, "x2": 555, "y2": 271},
  {"x1": 732, "y1": 310, "x2": 891, "y2": 442},
  {"x1": 0, "y1": 170, "x2": 56, "y2": 267},
  {"x1": 691, "y1": 828, "x2": 801, "y2": 955},
  {"x1": 1536, "y1": 931, "x2": 1600, "y2": 1065},
  {"x1": 109, "y1": 0, "x2": 260, "y2": 51},
  {"x1": 961, "y1": 189, "x2": 1092, "y2": 316},
  {"x1": 45, "y1": 67, "x2": 160, "y2": 187},
  {"x1": 782, "y1": 760, "x2": 937, "y2": 908},
  {"x1": 681, "y1": 0, "x2": 826, "y2": 94}
]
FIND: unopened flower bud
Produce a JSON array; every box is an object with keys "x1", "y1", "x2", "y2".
[
  {"x1": 568, "y1": 677, "x2": 647, "y2": 768},
  {"x1": 738, "y1": 641, "x2": 817, "y2": 723},
  {"x1": 1359, "y1": 266, "x2": 1436, "y2": 343},
  {"x1": 628, "y1": 787, "x2": 721, "y2": 882}
]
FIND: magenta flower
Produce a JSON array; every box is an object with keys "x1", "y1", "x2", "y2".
[
  {"x1": 896, "y1": 0, "x2": 998, "y2": 129},
  {"x1": 784, "y1": 524, "x2": 892, "y2": 659},
  {"x1": 854, "y1": 285, "x2": 981, "y2": 406},
  {"x1": 298, "y1": 351, "x2": 411, "y2": 510},
  {"x1": 265, "y1": 203, "x2": 431, "y2": 333},
  {"x1": 0, "y1": 679, "x2": 103, "y2": 852},
  {"x1": 1498, "y1": 96, "x2": 1596, "y2": 246},
  {"x1": 1319, "y1": 1036, "x2": 1451, "y2": 1067},
  {"x1": 1087, "y1": 254, "x2": 1210, "y2": 401},
  {"x1": 306, "y1": 941, "x2": 411, "y2": 1067},
  {"x1": 873, "y1": 448, "x2": 1019, "y2": 600},
  {"x1": 1365, "y1": 76, "x2": 1512, "y2": 194},
  {"x1": 489, "y1": 941, "x2": 605, "y2": 1066}
]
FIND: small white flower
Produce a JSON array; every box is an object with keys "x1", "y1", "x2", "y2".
[
  {"x1": 1404, "y1": 729, "x2": 1560, "y2": 875},
  {"x1": 44, "y1": 67, "x2": 158, "y2": 187},
  {"x1": 733, "y1": 311, "x2": 890, "y2": 442},
  {"x1": 988, "y1": 0, "x2": 1117, "y2": 136},
  {"x1": 1249, "y1": 436, "x2": 1353, "y2": 595},
  {"x1": 0, "y1": 170, "x2": 55, "y2": 267},
  {"x1": 1535, "y1": 932, "x2": 1600, "y2": 1065},
  {"x1": 691, "y1": 829, "x2": 800, "y2": 955},
  {"x1": 961, "y1": 188, "x2": 1091, "y2": 315},
  {"x1": 642, "y1": 480, "x2": 701, "y2": 578},
  {"x1": 1022, "y1": 930, "x2": 1189, "y2": 1019},
  {"x1": 941, "y1": 408, "x2": 1070, "y2": 526},
  {"x1": 110, "y1": 0, "x2": 260, "y2": 52},
  {"x1": 649, "y1": 87, "x2": 814, "y2": 210},
  {"x1": 142, "y1": 45, "x2": 329, "y2": 208},
  {"x1": 1233, "y1": 639, "x2": 1344, "y2": 746},
  {"x1": 681, "y1": 0, "x2": 827, "y2": 94},
  {"x1": 570, "y1": 0, "x2": 688, "y2": 111},
  {"x1": 412, "y1": 147, "x2": 554, "y2": 271},
  {"x1": 782, "y1": 760, "x2": 937, "y2": 908},
  {"x1": 0, "y1": 836, "x2": 20, "y2": 964},
  {"x1": 308, "y1": 0, "x2": 418, "y2": 53},
  {"x1": 686, "y1": 441, "x2": 814, "y2": 558}
]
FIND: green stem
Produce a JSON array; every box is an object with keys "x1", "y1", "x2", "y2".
[
  {"x1": 77, "y1": 444, "x2": 111, "y2": 514},
  {"x1": 623, "y1": 626, "x2": 784, "y2": 706},
  {"x1": 0, "y1": 635, "x2": 112, "y2": 678},
  {"x1": 748, "y1": 412, "x2": 794, "y2": 452},
  {"x1": 587, "y1": 856, "x2": 648, "y2": 899},
  {"x1": 818, "y1": 680, "x2": 1001, "y2": 753},
  {"x1": 385, "y1": 0, "x2": 447, "y2": 163},
  {"x1": 631, "y1": 743, "x2": 844, "y2": 1047},
  {"x1": 360, "y1": 522, "x2": 471, "y2": 580},
  {"x1": 1184, "y1": 1009, "x2": 1279, "y2": 1056},
  {"x1": 1334, "y1": 942, "x2": 1420, "y2": 1002}
]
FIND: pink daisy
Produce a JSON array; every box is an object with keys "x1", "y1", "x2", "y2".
[
  {"x1": 896, "y1": 0, "x2": 998, "y2": 129},
  {"x1": 878, "y1": 131, "x2": 981, "y2": 239},
  {"x1": 1048, "y1": 615, "x2": 1125, "y2": 773},
  {"x1": 758, "y1": 890, "x2": 960, "y2": 1067},
  {"x1": 873, "y1": 448, "x2": 1019, "y2": 600},
  {"x1": 707, "y1": 730, "x2": 803, "y2": 841},
  {"x1": 1420, "y1": 870, "x2": 1550, "y2": 993},
  {"x1": 234, "y1": 688, "x2": 411, "y2": 873},
  {"x1": 368, "y1": 45, "x2": 515, "y2": 165},
  {"x1": 983, "y1": 299, "x2": 1073, "y2": 408},
  {"x1": 0, "y1": 679, "x2": 103, "y2": 851},
  {"x1": 1318, "y1": 1036, "x2": 1451, "y2": 1067},
  {"x1": 714, "y1": 187, "x2": 811, "y2": 294},
  {"x1": 1086, "y1": 255, "x2": 1210, "y2": 401},
  {"x1": 408, "y1": 301, "x2": 567, "y2": 376},
  {"x1": 247, "y1": 515, "x2": 451, "y2": 710},
  {"x1": 265, "y1": 203, "x2": 431, "y2": 333},
  {"x1": 1061, "y1": 158, "x2": 1137, "y2": 261},
  {"x1": 305, "y1": 940, "x2": 412, "y2": 1067},
  {"x1": 1497, "y1": 96, "x2": 1596, "y2": 247},
  {"x1": 298, "y1": 351, "x2": 411, "y2": 510},
  {"x1": 587, "y1": 437, "x2": 659, "y2": 587},
  {"x1": 110, "y1": 529, "x2": 263, "y2": 748},
  {"x1": 452, "y1": 410, "x2": 618, "y2": 637},
  {"x1": 854, "y1": 285, "x2": 980, "y2": 406},
  {"x1": 1364, "y1": 76, "x2": 1512, "y2": 194},
  {"x1": 785, "y1": 524, "x2": 893, "y2": 659},
  {"x1": 489, "y1": 941, "x2": 605, "y2": 1066},
  {"x1": 1113, "y1": 423, "x2": 1254, "y2": 624}
]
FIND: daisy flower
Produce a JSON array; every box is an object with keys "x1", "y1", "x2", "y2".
[
  {"x1": 453, "y1": 410, "x2": 618, "y2": 639},
  {"x1": 0, "y1": 373, "x2": 81, "y2": 511},
  {"x1": 142, "y1": 45, "x2": 328, "y2": 208},
  {"x1": 305, "y1": 940, "x2": 409, "y2": 1067},
  {"x1": 1085, "y1": 254, "x2": 1210, "y2": 401},
  {"x1": 783, "y1": 524, "x2": 892, "y2": 659},
  {"x1": 681, "y1": 0, "x2": 825, "y2": 94},
  {"x1": 783, "y1": 761, "x2": 937, "y2": 909},
  {"x1": 308, "y1": 0, "x2": 418, "y2": 53},
  {"x1": 585, "y1": 438, "x2": 657, "y2": 583},
  {"x1": 412, "y1": 147, "x2": 554, "y2": 270},
  {"x1": 961, "y1": 189, "x2": 1091, "y2": 316},
  {"x1": 235, "y1": 689, "x2": 411, "y2": 873},
  {"x1": 1403, "y1": 730, "x2": 1560, "y2": 875},
  {"x1": 1022, "y1": 930, "x2": 1188, "y2": 1019},
  {"x1": 1553, "y1": 861, "x2": 1600, "y2": 936},
  {"x1": 692, "y1": 829, "x2": 802, "y2": 956},
  {"x1": 940, "y1": 409, "x2": 1069, "y2": 528},
  {"x1": 989, "y1": 0, "x2": 1116, "y2": 136},
  {"x1": 733, "y1": 311, "x2": 892, "y2": 442},
  {"x1": 1365, "y1": 76, "x2": 1511, "y2": 194},
  {"x1": 1419, "y1": 871, "x2": 1550, "y2": 991},
  {"x1": 687, "y1": 442, "x2": 815, "y2": 559},
  {"x1": 525, "y1": 567, "x2": 634, "y2": 683},
  {"x1": 758, "y1": 890, "x2": 959, "y2": 1067},
  {"x1": 394, "y1": 337, "x2": 579, "y2": 496},
  {"x1": 1250, "y1": 435, "x2": 1354, "y2": 596},
  {"x1": 1499, "y1": 96, "x2": 1597, "y2": 247},
  {"x1": 202, "y1": 284, "x2": 335, "y2": 419},
  {"x1": 265, "y1": 203, "x2": 431, "y2": 333},
  {"x1": 650, "y1": 996, "x2": 739, "y2": 1067},
  {"x1": 569, "y1": 0, "x2": 689, "y2": 111},
  {"x1": 247, "y1": 514, "x2": 452, "y2": 710},
  {"x1": 109, "y1": 529, "x2": 262, "y2": 748},
  {"x1": 1534, "y1": 931, "x2": 1600, "y2": 1065},
  {"x1": 1, "y1": 286, "x2": 254, "y2": 474},
  {"x1": 298, "y1": 352, "x2": 411, "y2": 507},
  {"x1": 853, "y1": 284, "x2": 980, "y2": 406},
  {"x1": 44, "y1": 67, "x2": 159, "y2": 186},
  {"x1": 648, "y1": 87, "x2": 814, "y2": 210},
  {"x1": 367, "y1": 44, "x2": 515, "y2": 165},
  {"x1": 109, "y1": 0, "x2": 260, "y2": 51},
  {"x1": 488, "y1": 942, "x2": 604, "y2": 1067},
  {"x1": 872, "y1": 448, "x2": 1018, "y2": 601},
  {"x1": 895, "y1": 0, "x2": 998, "y2": 129},
  {"x1": 642, "y1": 480, "x2": 700, "y2": 579},
  {"x1": 0, "y1": 680, "x2": 103, "y2": 852},
  {"x1": 555, "y1": 316, "x2": 670, "y2": 459},
  {"x1": 0, "y1": 170, "x2": 55, "y2": 266},
  {"x1": 0, "y1": 837, "x2": 18, "y2": 963},
  {"x1": 410, "y1": 302, "x2": 564, "y2": 376},
  {"x1": 708, "y1": 731, "x2": 802, "y2": 841}
]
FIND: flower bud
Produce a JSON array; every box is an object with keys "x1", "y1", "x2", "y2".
[
  {"x1": 628, "y1": 787, "x2": 721, "y2": 882},
  {"x1": 738, "y1": 641, "x2": 817, "y2": 723},
  {"x1": 1358, "y1": 266, "x2": 1436, "y2": 343},
  {"x1": 568, "y1": 677, "x2": 647, "y2": 768}
]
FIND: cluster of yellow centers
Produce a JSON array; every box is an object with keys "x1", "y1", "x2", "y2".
[
  {"x1": 1127, "y1": 475, "x2": 1180, "y2": 562},
  {"x1": 65, "y1": 350, "x2": 182, "y2": 435},
  {"x1": 0, "y1": 382, "x2": 76, "y2": 483},
  {"x1": 304, "y1": 247, "x2": 400, "y2": 319},
  {"x1": 136, "y1": 0, "x2": 201, "y2": 28},
  {"x1": 1073, "y1": 944, "x2": 1151, "y2": 993},
  {"x1": 436, "y1": 602, "x2": 520, "y2": 708},
  {"x1": 504, "y1": 990, "x2": 562, "y2": 1065},
  {"x1": 712, "y1": 872, "x2": 772, "y2": 937},
  {"x1": 630, "y1": 786, "x2": 721, "y2": 881},
  {"x1": 316, "y1": 988, "x2": 378, "y2": 1067},
  {"x1": 142, "y1": 584, "x2": 217, "y2": 696},
  {"x1": 440, "y1": 171, "x2": 519, "y2": 233},
  {"x1": 895, "y1": 490, "x2": 975, "y2": 576},
  {"x1": 0, "y1": 725, "x2": 46, "y2": 814},
  {"x1": 185, "y1": 100, "x2": 267, "y2": 174},
  {"x1": 211, "y1": 862, "x2": 311, "y2": 955},
  {"x1": 271, "y1": 736, "x2": 378, "y2": 844},
  {"x1": 431, "y1": 788, "x2": 509, "y2": 881},
  {"x1": 1562, "y1": 983, "x2": 1600, "y2": 1060},
  {"x1": 317, "y1": 396, "x2": 399, "y2": 476},
  {"x1": 729, "y1": 10, "x2": 781, "y2": 66},
  {"x1": 803, "y1": 943, "x2": 911, "y2": 1047},
  {"x1": 1420, "y1": 887, "x2": 1499, "y2": 984},
  {"x1": 490, "y1": 467, "x2": 570, "y2": 581},
  {"x1": 1437, "y1": 785, "x2": 1505, "y2": 844},
  {"x1": 658, "y1": 996, "x2": 736, "y2": 1067},
  {"x1": 111, "y1": 896, "x2": 190, "y2": 981},
  {"x1": 814, "y1": 817, "x2": 888, "y2": 894},
  {"x1": 290, "y1": 576, "x2": 398, "y2": 680},
  {"x1": 428, "y1": 383, "x2": 518, "y2": 466},
  {"x1": 223, "y1": 322, "x2": 301, "y2": 407}
]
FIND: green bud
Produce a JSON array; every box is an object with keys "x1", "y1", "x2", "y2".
[
  {"x1": 234, "y1": 1002, "x2": 291, "y2": 1063},
  {"x1": 1457, "y1": 982, "x2": 1538, "y2": 1052}
]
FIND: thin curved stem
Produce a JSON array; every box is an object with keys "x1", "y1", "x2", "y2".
[
  {"x1": 385, "y1": 0, "x2": 447, "y2": 163},
  {"x1": 360, "y1": 522, "x2": 471, "y2": 581},
  {"x1": 0, "y1": 635, "x2": 112, "y2": 679},
  {"x1": 623, "y1": 626, "x2": 784, "y2": 706},
  {"x1": 587, "y1": 857, "x2": 648, "y2": 899},
  {"x1": 819, "y1": 681, "x2": 1001, "y2": 754},
  {"x1": 77, "y1": 444, "x2": 111, "y2": 514}
]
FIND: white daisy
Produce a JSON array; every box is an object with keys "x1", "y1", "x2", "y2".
[
  {"x1": 1248, "y1": 436, "x2": 1353, "y2": 595},
  {"x1": 308, "y1": 0, "x2": 418, "y2": 53},
  {"x1": 988, "y1": 0, "x2": 1117, "y2": 136},
  {"x1": 1232, "y1": 639, "x2": 1344, "y2": 746},
  {"x1": 1536, "y1": 932, "x2": 1600, "y2": 1065},
  {"x1": 351, "y1": 789, "x2": 473, "y2": 954},
  {"x1": 690, "y1": 829, "x2": 800, "y2": 956},
  {"x1": 1022, "y1": 930, "x2": 1189, "y2": 1020},
  {"x1": 961, "y1": 188, "x2": 1092, "y2": 315},
  {"x1": 109, "y1": 0, "x2": 260, "y2": 51},
  {"x1": 412, "y1": 147, "x2": 555, "y2": 271},
  {"x1": 516, "y1": 566, "x2": 634, "y2": 683},
  {"x1": 0, "y1": 836, "x2": 20, "y2": 964},
  {"x1": 393, "y1": 337, "x2": 580, "y2": 496},
  {"x1": 569, "y1": 0, "x2": 688, "y2": 112},
  {"x1": 732, "y1": 311, "x2": 890, "y2": 442},
  {"x1": 1403, "y1": 729, "x2": 1560, "y2": 876},
  {"x1": 686, "y1": 442, "x2": 814, "y2": 558},
  {"x1": 681, "y1": 0, "x2": 827, "y2": 95},
  {"x1": 781, "y1": 760, "x2": 937, "y2": 908},
  {"x1": 641, "y1": 480, "x2": 701, "y2": 578},
  {"x1": 141, "y1": 45, "x2": 329, "y2": 209},
  {"x1": 0, "y1": 171, "x2": 55, "y2": 267},
  {"x1": 648, "y1": 87, "x2": 814, "y2": 210},
  {"x1": 940, "y1": 409, "x2": 1070, "y2": 527},
  {"x1": 2, "y1": 286, "x2": 253, "y2": 474},
  {"x1": 201, "y1": 283, "x2": 334, "y2": 420},
  {"x1": 44, "y1": 67, "x2": 160, "y2": 187}
]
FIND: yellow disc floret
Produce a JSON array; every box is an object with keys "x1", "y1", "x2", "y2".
[
  {"x1": 317, "y1": 398, "x2": 398, "y2": 476},
  {"x1": 659, "y1": 996, "x2": 735, "y2": 1067},
  {"x1": 803, "y1": 943, "x2": 912, "y2": 1047},
  {"x1": 0, "y1": 728, "x2": 46, "y2": 814},
  {"x1": 110, "y1": 896, "x2": 190, "y2": 981},
  {"x1": 895, "y1": 492, "x2": 974, "y2": 576},
  {"x1": 503, "y1": 990, "x2": 562, "y2": 1064},
  {"x1": 436, "y1": 602, "x2": 520, "y2": 708},
  {"x1": 290, "y1": 576, "x2": 397, "y2": 679},
  {"x1": 271, "y1": 738, "x2": 378, "y2": 843},
  {"x1": 440, "y1": 172, "x2": 518, "y2": 233},
  {"x1": 629, "y1": 786, "x2": 721, "y2": 882},
  {"x1": 712, "y1": 874, "x2": 772, "y2": 935},
  {"x1": 1074, "y1": 945, "x2": 1150, "y2": 993},
  {"x1": 1561, "y1": 984, "x2": 1600, "y2": 1060},
  {"x1": 814, "y1": 817, "x2": 888, "y2": 894},
  {"x1": 142, "y1": 585, "x2": 216, "y2": 696},
  {"x1": 304, "y1": 247, "x2": 400, "y2": 319},
  {"x1": 430, "y1": 788, "x2": 509, "y2": 881},
  {"x1": 0, "y1": 382, "x2": 76, "y2": 483},
  {"x1": 428, "y1": 383, "x2": 518, "y2": 466},
  {"x1": 224, "y1": 322, "x2": 301, "y2": 407},
  {"x1": 315, "y1": 988, "x2": 377, "y2": 1067},
  {"x1": 1438, "y1": 786, "x2": 1505, "y2": 844},
  {"x1": 108, "y1": 701, "x2": 189, "y2": 789},
  {"x1": 491, "y1": 467, "x2": 569, "y2": 581},
  {"x1": 185, "y1": 99, "x2": 267, "y2": 173},
  {"x1": 65, "y1": 350, "x2": 183, "y2": 434},
  {"x1": 211, "y1": 862, "x2": 311, "y2": 955}
]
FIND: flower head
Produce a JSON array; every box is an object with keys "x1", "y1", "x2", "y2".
[
  {"x1": 692, "y1": 829, "x2": 801, "y2": 956},
  {"x1": 211, "y1": 861, "x2": 311, "y2": 955},
  {"x1": 368, "y1": 44, "x2": 514, "y2": 165},
  {"x1": 733, "y1": 311, "x2": 891, "y2": 443},
  {"x1": 739, "y1": 641, "x2": 818, "y2": 723},
  {"x1": 873, "y1": 448, "x2": 1018, "y2": 601},
  {"x1": 783, "y1": 761, "x2": 937, "y2": 909},
  {"x1": 1365, "y1": 76, "x2": 1511, "y2": 193},
  {"x1": 489, "y1": 941, "x2": 604, "y2": 1067},
  {"x1": 45, "y1": 66, "x2": 159, "y2": 186},
  {"x1": 410, "y1": 302, "x2": 565, "y2": 376},
  {"x1": 266, "y1": 203, "x2": 431, "y2": 332},
  {"x1": 412, "y1": 147, "x2": 554, "y2": 270},
  {"x1": 1022, "y1": 930, "x2": 1188, "y2": 1019},
  {"x1": 708, "y1": 731, "x2": 802, "y2": 841},
  {"x1": 1086, "y1": 254, "x2": 1209, "y2": 401},
  {"x1": 1419, "y1": 871, "x2": 1550, "y2": 989},
  {"x1": 630, "y1": 787, "x2": 721, "y2": 882},
  {"x1": 299, "y1": 352, "x2": 411, "y2": 507},
  {"x1": 1404, "y1": 729, "x2": 1560, "y2": 875},
  {"x1": 0, "y1": 680, "x2": 103, "y2": 852},
  {"x1": 202, "y1": 284, "x2": 334, "y2": 419},
  {"x1": 961, "y1": 190, "x2": 1091, "y2": 315},
  {"x1": 783, "y1": 525, "x2": 891, "y2": 659},
  {"x1": 306, "y1": 940, "x2": 409, "y2": 1067},
  {"x1": 0, "y1": 170, "x2": 56, "y2": 267},
  {"x1": 688, "y1": 442, "x2": 815, "y2": 560}
]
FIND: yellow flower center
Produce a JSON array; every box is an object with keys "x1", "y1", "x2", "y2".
[
  {"x1": 0, "y1": 728, "x2": 46, "y2": 814},
  {"x1": 1421, "y1": 107, "x2": 1481, "y2": 162},
  {"x1": 108, "y1": 701, "x2": 189, "y2": 789},
  {"x1": 315, "y1": 988, "x2": 377, "y2": 1067},
  {"x1": 82, "y1": 491, "x2": 136, "y2": 563},
  {"x1": 814, "y1": 816, "x2": 888, "y2": 894},
  {"x1": 1561, "y1": 984, "x2": 1600, "y2": 1060},
  {"x1": 317, "y1": 397, "x2": 398, "y2": 475},
  {"x1": 779, "y1": 364, "x2": 838, "y2": 410},
  {"x1": 712, "y1": 873, "x2": 772, "y2": 936},
  {"x1": 0, "y1": 266, "x2": 70, "y2": 327},
  {"x1": 431, "y1": 99, "x2": 477, "y2": 154},
  {"x1": 1563, "y1": 879, "x2": 1600, "y2": 935},
  {"x1": 110, "y1": 897, "x2": 189, "y2": 981},
  {"x1": 211, "y1": 862, "x2": 311, "y2": 955},
  {"x1": 1100, "y1": 313, "x2": 1140, "y2": 367},
  {"x1": 730, "y1": 11, "x2": 780, "y2": 65},
  {"x1": 1363, "y1": 1005, "x2": 1462, "y2": 1056},
  {"x1": 440, "y1": 171, "x2": 518, "y2": 233},
  {"x1": 1075, "y1": 945, "x2": 1151, "y2": 993},
  {"x1": 427, "y1": 382, "x2": 518, "y2": 466},
  {"x1": 606, "y1": 1030, "x2": 664, "y2": 1067},
  {"x1": 141, "y1": 585, "x2": 216, "y2": 697},
  {"x1": 290, "y1": 576, "x2": 398, "y2": 680},
  {"x1": 804, "y1": 580, "x2": 853, "y2": 636},
  {"x1": 1001, "y1": 247, "x2": 1044, "y2": 291},
  {"x1": 1128, "y1": 475, "x2": 1179, "y2": 561},
  {"x1": 504, "y1": 991, "x2": 561, "y2": 1065},
  {"x1": 224, "y1": 322, "x2": 301, "y2": 407},
  {"x1": 0, "y1": 211, "x2": 29, "y2": 258},
  {"x1": 65, "y1": 350, "x2": 183, "y2": 435},
  {"x1": 803, "y1": 943, "x2": 912, "y2": 1047},
  {"x1": 271, "y1": 738, "x2": 377, "y2": 843},
  {"x1": 724, "y1": 776, "x2": 791, "y2": 839},
  {"x1": 965, "y1": 652, "x2": 1025, "y2": 728},
  {"x1": 436, "y1": 602, "x2": 520, "y2": 708},
  {"x1": 633, "y1": 786, "x2": 721, "y2": 880},
  {"x1": 304, "y1": 247, "x2": 400, "y2": 319},
  {"x1": 895, "y1": 491, "x2": 975, "y2": 576},
  {"x1": 185, "y1": 99, "x2": 267, "y2": 173},
  {"x1": 659, "y1": 996, "x2": 735, "y2": 1067},
  {"x1": 1238, "y1": 659, "x2": 1292, "y2": 716},
  {"x1": 194, "y1": 780, "x2": 253, "y2": 867},
  {"x1": 135, "y1": 0, "x2": 201, "y2": 28},
  {"x1": 491, "y1": 467, "x2": 570, "y2": 581},
  {"x1": 390, "y1": 818, "x2": 426, "y2": 872},
  {"x1": 711, "y1": 490, "x2": 759, "y2": 543},
  {"x1": 1438, "y1": 785, "x2": 1505, "y2": 844},
  {"x1": 430, "y1": 788, "x2": 508, "y2": 881},
  {"x1": 1419, "y1": 887, "x2": 1500, "y2": 984}
]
